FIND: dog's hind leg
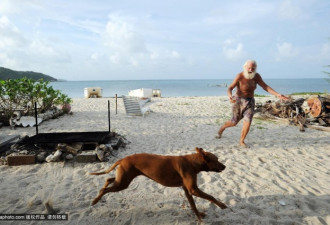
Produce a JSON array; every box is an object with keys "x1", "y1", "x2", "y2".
[
  {"x1": 92, "y1": 167, "x2": 138, "y2": 206},
  {"x1": 103, "y1": 177, "x2": 115, "y2": 188}
]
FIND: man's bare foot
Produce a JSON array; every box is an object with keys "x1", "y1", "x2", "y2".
[
  {"x1": 239, "y1": 142, "x2": 249, "y2": 148},
  {"x1": 216, "y1": 130, "x2": 223, "y2": 139}
]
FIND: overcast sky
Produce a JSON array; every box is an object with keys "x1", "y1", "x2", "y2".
[{"x1": 1, "y1": 0, "x2": 330, "y2": 81}]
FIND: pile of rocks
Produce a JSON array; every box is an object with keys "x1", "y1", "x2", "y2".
[{"x1": 0, "y1": 133, "x2": 128, "y2": 166}]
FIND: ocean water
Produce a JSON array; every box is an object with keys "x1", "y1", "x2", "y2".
[{"x1": 50, "y1": 79, "x2": 330, "y2": 98}]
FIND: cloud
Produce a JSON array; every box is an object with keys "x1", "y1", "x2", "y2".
[
  {"x1": 203, "y1": 2, "x2": 274, "y2": 25},
  {"x1": 222, "y1": 39, "x2": 246, "y2": 61},
  {"x1": 278, "y1": 0, "x2": 302, "y2": 20},
  {"x1": 0, "y1": 15, "x2": 71, "y2": 70},
  {"x1": 275, "y1": 42, "x2": 299, "y2": 61},
  {"x1": 102, "y1": 13, "x2": 182, "y2": 67},
  {"x1": 0, "y1": 16, "x2": 27, "y2": 48},
  {"x1": 0, "y1": 16, "x2": 28, "y2": 68},
  {"x1": 103, "y1": 14, "x2": 147, "y2": 54}
]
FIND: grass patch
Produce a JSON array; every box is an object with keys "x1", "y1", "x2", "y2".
[
  {"x1": 289, "y1": 92, "x2": 327, "y2": 95},
  {"x1": 178, "y1": 102, "x2": 191, "y2": 106},
  {"x1": 256, "y1": 126, "x2": 266, "y2": 130},
  {"x1": 253, "y1": 117, "x2": 277, "y2": 124},
  {"x1": 215, "y1": 119, "x2": 222, "y2": 125},
  {"x1": 254, "y1": 94, "x2": 268, "y2": 97}
]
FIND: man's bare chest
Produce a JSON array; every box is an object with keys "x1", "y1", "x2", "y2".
[{"x1": 239, "y1": 80, "x2": 257, "y2": 91}]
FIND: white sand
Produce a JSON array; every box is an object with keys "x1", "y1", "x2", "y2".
[{"x1": 0, "y1": 96, "x2": 329, "y2": 225}]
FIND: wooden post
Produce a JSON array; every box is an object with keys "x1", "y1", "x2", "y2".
[
  {"x1": 115, "y1": 94, "x2": 118, "y2": 115},
  {"x1": 34, "y1": 102, "x2": 38, "y2": 135},
  {"x1": 108, "y1": 100, "x2": 111, "y2": 133}
]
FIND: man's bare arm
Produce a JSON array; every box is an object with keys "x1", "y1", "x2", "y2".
[
  {"x1": 256, "y1": 74, "x2": 289, "y2": 101},
  {"x1": 227, "y1": 74, "x2": 240, "y2": 102}
]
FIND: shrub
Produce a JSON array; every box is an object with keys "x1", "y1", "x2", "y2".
[{"x1": 0, "y1": 78, "x2": 71, "y2": 125}]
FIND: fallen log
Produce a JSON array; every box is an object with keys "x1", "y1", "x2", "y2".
[
  {"x1": 306, "y1": 125, "x2": 330, "y2": 132},
  {"x1": 255, "y1": 95, "x2": 330, "y2": 131}
]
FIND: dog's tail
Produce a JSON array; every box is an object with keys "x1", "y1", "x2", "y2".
[{"x1": 90, "y1": 160, "x2": 121, "y2": 175}]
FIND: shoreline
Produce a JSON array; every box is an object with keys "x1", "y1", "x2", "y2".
[{"x1": 0, "y1": 96, "x2": 329, "y2": 224}]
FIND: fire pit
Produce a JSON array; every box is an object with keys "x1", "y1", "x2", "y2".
[{"x1": 0, "y1": 101, "x2": 128, "y2": 166}]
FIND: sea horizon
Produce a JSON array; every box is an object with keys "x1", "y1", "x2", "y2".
[
  {"x1": 57, "y1": 77, "x2": 328, "y2": 82},
  {"x1": 50, "y1": 78, "x2": 330, "y2": 98}
]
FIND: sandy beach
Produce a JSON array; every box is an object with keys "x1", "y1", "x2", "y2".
[{"x1": 0, "y1": 96, "x2": 329, "y2": 225}]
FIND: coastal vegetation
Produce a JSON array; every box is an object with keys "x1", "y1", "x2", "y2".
[
  {"x1": 0, "y1": 78, "x2": 71, "y2": 125},
  {"x1": 290, "y1": 92, "x2": 327, "y2": 95},
  {"x1": 0, "y1": 67, "x2": 57, "y2": 81},
  {"x1": 255, "y1": 92, "x2": 328, "y2": 97},
  {"x1": 325, "y1": 65, "x2": 330, "y2": 83}
]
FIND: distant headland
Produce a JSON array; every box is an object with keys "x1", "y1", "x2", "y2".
[{"x1": 0, "y1": 67, "x2": 58, "y2": 81}]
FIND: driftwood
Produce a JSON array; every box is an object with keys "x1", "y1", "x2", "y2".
[{"x1": 255, "y1": 95, "x2": 330, "y2": 132}]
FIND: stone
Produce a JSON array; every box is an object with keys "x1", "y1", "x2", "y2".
[
  {"x1": 19, "y1": 150, "x2": 29, "y2": 155},
  {"x1": 45, "y1": 150, "x2": 62, "y2": 162},
  {"x1": 75, "y1": 153, "x2": 96, "y2": 163},
  {"x1": 37, "y1": 152, "x2": 47, "y2": 162},
  {"x1": 57, "y1": 143, "x2": 78, "y2": 155},
  {"x1": 96, "y1": 147, "x2": 104, "y2": 161},
  {"x1": 66, "y1": 154, "x2": 73, "y2": 160},
  {"x1": 7, "y1": 155, "x2": 35, "y2": 166}
]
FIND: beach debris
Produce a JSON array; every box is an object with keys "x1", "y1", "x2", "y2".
[
  {"x1": 255, "y1": 95, "x2": 330, "y2": 131},
  {"x1": 7, "y1": 107, "x2": 66, "y2": 128},
  {"x1": 10, "y1": 116, "x2": 43, "y2": 127},
  {"x1": 278, "y1": 200, "x2": 286, "y2": 206},
  {"x1": 44, "y1": 200, "x2": 59, "y2": 214}
]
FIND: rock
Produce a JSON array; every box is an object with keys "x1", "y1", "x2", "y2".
[
  {"x1": 57, "y1": 143, "x2": 78, "y2": 155},
  {"x1": 66, "y1": 154, "x2": 73, "y2": 160},
  {"x1": 70, "y1": 142, "x2": 83, "y2": 151},
  {"x1": 19, "y1": 150, "x2": 29, "y2": 155},
  {"x1": 95, "y1": 147, "x2": 104, "y2": 161},
  {"x1": 75, "y1": 152, "x2": 97, "y2": 163},
  {"x1": 0, "y1": 157, "x2": 6, "y2": 165},
  {"x1": 45, "y1": 150, "x2": 62, "y2": 162},
  {"x1": 37, "y1": 152, "x2": 47, "y2": 162}
]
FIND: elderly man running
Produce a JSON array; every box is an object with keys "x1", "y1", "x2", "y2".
[{"x1": 217, "y1": 60, "x2": 289, "y2": 147}]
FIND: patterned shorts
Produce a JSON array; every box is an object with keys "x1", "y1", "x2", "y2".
[{"x1": 231, "y1": 96, "x2": 255, "y2": 123}]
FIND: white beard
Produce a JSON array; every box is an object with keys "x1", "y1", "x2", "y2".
[{"x1": 243, "y1": 70, "x2": 256, "y2": 79}]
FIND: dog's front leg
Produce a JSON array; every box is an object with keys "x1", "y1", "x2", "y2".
[
  {"x1": 183, "y1": 187, "x2": 205, "y2": 221},
  {"x1": 190, "y1": 187, "x2": 227, "y2": 209}
]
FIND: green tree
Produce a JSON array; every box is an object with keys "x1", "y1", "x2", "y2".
[{"x1": 324, "y1": 64, "x2": 330, "y2": 83}]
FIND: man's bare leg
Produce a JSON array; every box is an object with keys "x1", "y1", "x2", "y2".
[
  {"x1": 217, "y1": 121, "x2": 237, "y2": 138},
  {"x1": 240, "y1": 120, "x2": 252, "y2": 147}
]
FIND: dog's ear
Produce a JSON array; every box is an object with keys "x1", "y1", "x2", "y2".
[
  {"x1": 195, "y1": 147, "x2": 204, "y2": 153},
  {"x1": 195, "y1": 147, "x2": 208, "y2": 161}
]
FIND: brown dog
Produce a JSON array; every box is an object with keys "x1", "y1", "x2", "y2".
[{"x1": 90, "y1": 147, "x2": 227, "y2": 221}]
